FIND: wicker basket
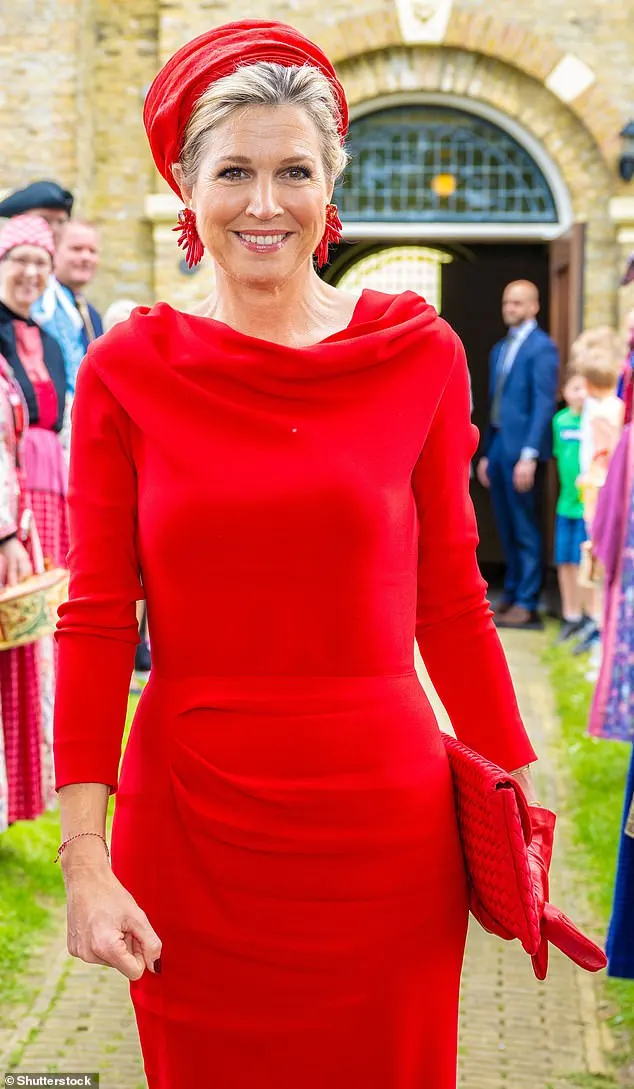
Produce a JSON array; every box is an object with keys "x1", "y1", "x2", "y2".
[{"x1": 0, "y1": 568, "x2": 69, "y2": 650}]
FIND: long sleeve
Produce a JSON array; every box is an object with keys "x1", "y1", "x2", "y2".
[
  {"x1": 412, "y1": 337, "x2": 537, "y2": 771},
  {"x1": 54, "y1": 357, "x2": 143, "y2": 791}
]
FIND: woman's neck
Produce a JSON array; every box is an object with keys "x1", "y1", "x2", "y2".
[{"x1": 207, "y1": 266, "x2": 353, "y2": 348}]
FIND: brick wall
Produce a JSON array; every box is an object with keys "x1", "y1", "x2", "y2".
[{"x1": 0, "y1": 0, "x2": 81, "y2": 192}]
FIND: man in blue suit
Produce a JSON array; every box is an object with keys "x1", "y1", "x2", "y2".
[{"x1": 477, "y1": 280, "x2": 559, "y2": 629}]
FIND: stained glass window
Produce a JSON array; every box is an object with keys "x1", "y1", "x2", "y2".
[{"x1": 336, "y1": 106, "x2": 557, "y2": 224}]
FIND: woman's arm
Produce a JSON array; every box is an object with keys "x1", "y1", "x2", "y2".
[
  {"x1": 58, "y1": 783, "x2": 110, "y2": 873},
  {"x1": 54, "y1": 352, "x2": 160, "y2": 980},
  {"x1": 54, "y1": 356, "x2": 144, "y2": 791},
  {"x1": 412, "y1": 335, "x2": 538, "y2": 774}
]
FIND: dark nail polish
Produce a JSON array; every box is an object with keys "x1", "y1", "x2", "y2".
[{"x1": 153, "y1": 957, "x2": 162, "y2": 974}]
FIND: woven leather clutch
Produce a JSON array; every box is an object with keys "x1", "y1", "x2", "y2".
[
  {"x1": 442, "y1": 732, "x2": 608, "y2": 980},
  {"x1": 442, "y1": 732, "x2": 542, "y2": 955}
]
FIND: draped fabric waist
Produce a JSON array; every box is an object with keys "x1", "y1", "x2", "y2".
[
  {"x1": 144, "y1": 669, "x2": 425, "y2": 718},
  {"x1": 21, "y1": 427, "x2": 68, "y2": 496}
]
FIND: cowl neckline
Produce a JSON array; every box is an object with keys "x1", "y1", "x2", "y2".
[{"x1": 92, "y1": 288, "x2": 451, "y2": 399}]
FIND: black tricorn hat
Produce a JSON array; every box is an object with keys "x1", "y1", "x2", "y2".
[{"x1": 0, "y1": 180, "x2": 74, "y2": 218}]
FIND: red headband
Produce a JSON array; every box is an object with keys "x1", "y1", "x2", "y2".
[{"x1": 144, "y1": 19, "x2": 349, "y2": 198}]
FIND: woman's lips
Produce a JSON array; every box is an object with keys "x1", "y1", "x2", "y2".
[{"x1": 234, "y1": 232, "x2": 291, "y2": 253}]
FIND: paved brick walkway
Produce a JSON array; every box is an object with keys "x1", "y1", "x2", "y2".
[{"x1": 0, "y1": 632, "x2": 615, "y2": 1087}]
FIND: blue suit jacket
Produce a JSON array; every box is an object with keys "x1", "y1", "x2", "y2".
[{"x1": 484, "y1": 326, "x2": 559, "y2": 462}]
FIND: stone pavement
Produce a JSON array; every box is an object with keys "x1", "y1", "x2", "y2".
[{"x1": 0, "y1": 631, "x2": 616, "y2": 1088}]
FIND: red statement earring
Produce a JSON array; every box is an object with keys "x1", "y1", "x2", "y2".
[
  {"x1": 314, "y1": 203, "x2": 343, "y2": 269},
  {"x1": 173, "y1": 207, "x2": 204, "y2": 269}
]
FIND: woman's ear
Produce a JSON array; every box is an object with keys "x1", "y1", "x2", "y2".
[{"x1": 171, "y1": 163, "x2": 193, "y2": 207}]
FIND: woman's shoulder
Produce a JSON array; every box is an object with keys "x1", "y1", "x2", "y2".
[
  {"x1": 83, "y1": 301, "x2": 178, "y2": 378},
  {"x1": 353, "y1": 288, "x2": 460, "y2": 351}
]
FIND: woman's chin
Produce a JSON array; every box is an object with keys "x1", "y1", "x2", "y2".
[
  {"x1": 10, "y1": 292, "x2": 37, "y2": 312},
  {"x1": 226, "y1": 258, "x2": 305, "y2": 292}
]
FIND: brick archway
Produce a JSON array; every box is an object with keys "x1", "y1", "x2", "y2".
[
  {"x1": 311, "y1": 9, "x2": 621, "y2": 168},
  {"x1": 334, "y1": 45, "x2": 616, "y2": 326}
]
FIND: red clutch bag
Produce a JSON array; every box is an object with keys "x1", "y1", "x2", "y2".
[{"x1": 442, "y1": 732, "x2": 607, "y2": 980}]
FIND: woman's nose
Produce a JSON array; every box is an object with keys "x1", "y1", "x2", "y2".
[{"x1": 245, "y1": 178, "x2": 284, "y2": 220}]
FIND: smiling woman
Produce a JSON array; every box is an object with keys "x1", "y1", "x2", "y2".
[
  {"x1": 0, "y1": 215, "x2": 68, "y2": 831},
  {"x1": 53, "y1": 20, "x2": 543, "y2": 1089},
  {"x1": 167, "y1": 61, "x2": 355, "y2": 342},
  {"x1": 0, "y1": 216, "x2": 68, "y2": 572}
]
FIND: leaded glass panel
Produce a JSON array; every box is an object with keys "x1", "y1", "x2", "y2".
[{"x1": 336, "y1": 106, "x2": 557, "y2": 223}]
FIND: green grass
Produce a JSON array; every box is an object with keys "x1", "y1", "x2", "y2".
[
  {"x1": 0, "y1": 807, "x2": 64, "y2": 1011},
  {"x1": 0, "y1": 691, "x2": 140, "y2": 1015},
  {"x1": 543, "y1": 637, "x2": 634, "y2": 1065}
]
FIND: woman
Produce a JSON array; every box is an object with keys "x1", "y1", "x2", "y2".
[
  {"x1": 54, "y1": 21, "x2": 540, "y2": 1089},
  {"x1": 0, "y1": 215, "x2": 68, "y2": 570},
  {"x1": 0, "y1": 348, "x2": 55, "y2": 828},
  {"x1": 588, "y1": 418, "x2": 634, "y2": 978}
]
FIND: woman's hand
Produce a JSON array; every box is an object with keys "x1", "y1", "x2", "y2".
[
  {"x1": 476, "y1": 457, "x2": 490, "y2": 489},
  {"x1": 0, "y1": 536, "x2": 32, "y2": 587},
  {"x1": 63, "y1": 857, "x2": 162, "y2": 981}
]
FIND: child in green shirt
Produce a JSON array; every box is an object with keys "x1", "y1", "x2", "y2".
[{"x1": 553, "y1": 370, "x2": 587, "y2": 641}]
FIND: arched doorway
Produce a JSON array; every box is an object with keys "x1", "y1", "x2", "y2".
[
  {"x1": 326, "y1": 98, "x2": 578, "y2": 569},
  {"x1": 336, "y1": 245, "x2": 452, "y2": 310}
]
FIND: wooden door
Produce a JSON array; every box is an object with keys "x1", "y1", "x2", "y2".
[
  {"x1": 544, "y1": 224, "x2": 586, "y2": 570},
  {"x1": 549, "y1": 223, "x2": 585, "y2": 369},
  {"x1": 441, "y1": 243, "x2": 551, "y2": 568}
]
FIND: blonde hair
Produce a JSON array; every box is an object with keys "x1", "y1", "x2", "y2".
[
  {"x1": 574, "y1": 347, "x2": 621, "y2": 390},
  {"x1": 177, "y1": 62, "x2": 348, "y2": 187},
  {"x1": 569, "y1": 326, "x2": 622, "y2": 375}
]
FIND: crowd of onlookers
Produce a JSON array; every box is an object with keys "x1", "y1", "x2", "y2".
[
  {"x1": 0, "y1": 178, "x2": 149, "y2": 834},
  {"x1": 465, "y1": 273, "x2": 634, "y2": 981}
]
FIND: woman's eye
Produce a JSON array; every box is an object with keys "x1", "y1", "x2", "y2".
[
  {"x1": 285, "y1": 166, "x2": 312, "y2": 180},
  {"x1": 218, "y1": 167, "x2": 247, "y2": 180}
]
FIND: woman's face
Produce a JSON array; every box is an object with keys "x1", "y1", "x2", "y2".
[
  {"x1": 0, "y1": 244, "x2": 52, "y2": 316},
  {"x1": 178, "y1": 105, "x2": 333, "y2": 290}
]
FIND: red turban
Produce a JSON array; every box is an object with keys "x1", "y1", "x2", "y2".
[{"x1": 143, "y1": 19, "x2": 349, "y2": 198}]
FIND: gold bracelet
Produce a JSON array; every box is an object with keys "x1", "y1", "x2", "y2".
[{"x1": 54, "y1": 832, "x2": 110, "y2": 864}]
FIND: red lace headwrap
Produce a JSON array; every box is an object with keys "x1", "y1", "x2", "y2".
[{"x1": 143, "y1": 19, "x2": 349, "y2": 198}]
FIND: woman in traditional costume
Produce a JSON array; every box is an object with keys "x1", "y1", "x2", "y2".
[
  {"x1": 0, "y1": 216, "x2": 68, "y2": 570},
  {"x1": 54, "y1": 21, "x2": 540, "y2": 1089},
  {"x1": 0, "y1": 346, "x2": 56, "y2": 828}
]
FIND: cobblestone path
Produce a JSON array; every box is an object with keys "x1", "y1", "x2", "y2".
[{"x1": 0, "y1": 632, "x2": 615, "y2": 1087}]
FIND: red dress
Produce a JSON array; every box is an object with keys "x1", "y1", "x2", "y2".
[{"x1": 54, "y1": 290, "x2": 536, "y2": 1089}]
